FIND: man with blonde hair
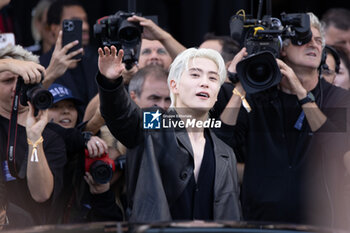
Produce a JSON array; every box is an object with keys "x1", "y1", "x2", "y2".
[{"x1": 97, "y1": 45, "x2": 241, "y2": 222}]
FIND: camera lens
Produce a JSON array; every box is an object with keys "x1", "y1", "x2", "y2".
[
  {"x1": 237, "y1": 51, "x2": 281, "y2": 93},
  {"x1": 119, "y1": 27, "x2": 139, "y2": 42},
  {"x1": 90, "y1": 160, "x2": 113, "y2": 184},
  {"x1": 118, "y1": 21, "x2": 141, "y2": 42},
  {"x1": 30, "y1": 87, "x2": 53, "y2": 110},
  {"x1": 246, "y1": 61, "x2": 273, "y2": 85}
]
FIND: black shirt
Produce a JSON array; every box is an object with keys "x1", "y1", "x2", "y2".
[
  {"x1": 215, "y1": 79, "x2": 350, "y2": 226},
  {"x1": 0, "y1": 116, "x2": 66, "y2": 226},
  {"x1": 170, "y1": 130, "x2": 215, "y2": 220}
]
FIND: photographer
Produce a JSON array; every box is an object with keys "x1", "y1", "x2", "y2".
[
  {"x1": 0, "y1": 45, "x2": 66, "y2": 227},
  {"x1": 217, "y1": 12, "x2": 350, "y2": 228},
  {"x1": 128, "y1": 15, "x2": 186, "y2": 69},
  {"x1": 47, "y1": 83, "x2": 111, "y2": 223},
  {"x1": 97, "y1": 46, "x2": 241, "y2": 221},
  {"x1": 84, "y1": 126, "x2": 127, "y2": 222}
]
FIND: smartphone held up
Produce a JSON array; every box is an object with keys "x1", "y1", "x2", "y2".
[{"x1": 62, "y1": 19, "x2": 83, "y2": 59}]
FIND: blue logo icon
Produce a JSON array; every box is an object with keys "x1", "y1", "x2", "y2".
[{"x1": 143, "y1": 110, "x2": 161, "y2": 129}]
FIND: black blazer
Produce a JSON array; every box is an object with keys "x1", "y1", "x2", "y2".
[{"x1": 97, "y1": 72, "x2": 241, "y2": 222}]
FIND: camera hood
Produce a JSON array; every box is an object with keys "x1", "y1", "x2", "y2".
[{"x1": 237, "y1": 51, "x2": 281, "y2": 94}]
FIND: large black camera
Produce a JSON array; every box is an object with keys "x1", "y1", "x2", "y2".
[
  {"x1": 230, "y1": 11, "x2": 312, "y2": 93},
  {"x1": 93, "y1": 11, "x2": 143, "y2": 70},
  {"x1": 18, "y1": 77, "x2": 53, "y2": 110}
]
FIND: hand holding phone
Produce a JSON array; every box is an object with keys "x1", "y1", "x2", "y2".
[{"x1": 62, "y1": 19, "x2": 82, "y2": 59}]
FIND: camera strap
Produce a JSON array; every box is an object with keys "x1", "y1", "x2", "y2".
[{"x1": 6, "y1": 79, "x2": 23, "y2": 178}]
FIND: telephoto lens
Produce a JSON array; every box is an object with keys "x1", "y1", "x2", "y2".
[{"x1": 18, "y1": 77, "x2": 53, "y2": 110}]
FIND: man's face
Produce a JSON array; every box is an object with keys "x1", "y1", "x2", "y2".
[
  {"x1": 138, "y1": 39, "x2": 172, "y2": 70},
  {"x1": 325, "y1": 25, "x2": 350, "y2": 60},
  {"x1": 0, "y1": 71, "x2": 20, "y2": 113},
  {"x1": 322, "y1": 53, "x2": 337, "y2": 84},
  {"x1": 48, "y1": 99, "x2": 78, "y2": 128},
  {"x1": 199, "y1": 39, "x2": 223, "y2": 53},
  {"x1": 282, "y1": 26, "x2": 323, "y2": 70},
  {"x1": 132, "y1": 75, "x2": 171, "y2": 110},
  {"x1": 171, "y1": 57, "x2": 220, "y2": 110}
]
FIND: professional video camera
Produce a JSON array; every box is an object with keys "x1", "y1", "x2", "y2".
[
  {"x1": 18, "y1": 76, "x2": 53, "y2": 110},
  {"x1": 229, "y1": 7, "x2": 312, "y2": 93},
  {"x1": 93, "y1": 11, "x2": 143, "y2": 70}
]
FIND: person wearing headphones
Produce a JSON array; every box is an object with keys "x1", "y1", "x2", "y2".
[{"x1": 217, "y1": 12, "x2": 350, "y2": 229}]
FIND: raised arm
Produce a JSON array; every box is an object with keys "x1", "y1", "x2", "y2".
[
  {"x1": 97, "y1": 46, "x2": 144, "y2": 148},
  {"x1": 128, "y1": 15, "x2": 186, "y2": 59},
  {"x1": 277, "y1": 59, "x2": 327, "y2": 132},
  {"x1": 220, "y1": 48, "x2": 248, "y2": 125},
  {"x1": 83, "y1": 94, "x2": 105, "y2": 135},
  {"x1": 43, "y1": 31, "x2": 84, "y2": 88},
  {"x1": 0, "y1": 59, "x2": 45, "y2": 82},
  {"x1": 26, "y1": 103, "x2": 53, "y2": 202}
]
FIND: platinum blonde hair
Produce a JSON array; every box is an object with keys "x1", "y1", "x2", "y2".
[
  {"x1": 168, "y1": 47, "x2": 226, "y2": 108},
  {"x1": 0, "y1": 44, "x2": 39, "y2": 63},
  {"x1": 283, "y1": 12, "x2": 325, "y2": 48}
]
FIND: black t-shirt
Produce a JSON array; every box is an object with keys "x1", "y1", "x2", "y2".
[
  {"x1": 170, "y1": 130, "x2": 215, "y2": 220},
  {"x1": 215, "y1": 79, "x2": 350, "y2": 227},
  {"x1": 0, "y1": 115, "x2": 66, "y2": 226}
]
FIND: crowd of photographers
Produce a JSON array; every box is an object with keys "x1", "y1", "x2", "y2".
[{"x1": 1, "y1": 0, "x2": 350, "y2": 231}]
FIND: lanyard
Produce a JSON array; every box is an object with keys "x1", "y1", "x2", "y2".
[{"x1": 6, "y1": 78, "x2": 24, "y2": 178}]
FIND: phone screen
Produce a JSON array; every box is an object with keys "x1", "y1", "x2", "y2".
[
  {"x1": 62, "y1": 19, "x2": 82, "y2": 59},
  {"x1": 0, "y1": 33, "x2": 15, "y2": 49}
]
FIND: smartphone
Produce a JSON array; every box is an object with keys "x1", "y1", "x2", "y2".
[
  {"x1": 0, "y1": 33, "x2": 15, "y2": 49},
  {"x1": 62, "y1": 19, "x2": 82, "y2": 59}
]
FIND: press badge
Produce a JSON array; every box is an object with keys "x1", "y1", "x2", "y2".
[
  {"x1": 2, "y1": 160, "x2": 16, "y2": 181},
  {"x1": 294, "y1": 111, "x2": 305, "y2": 131}
]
